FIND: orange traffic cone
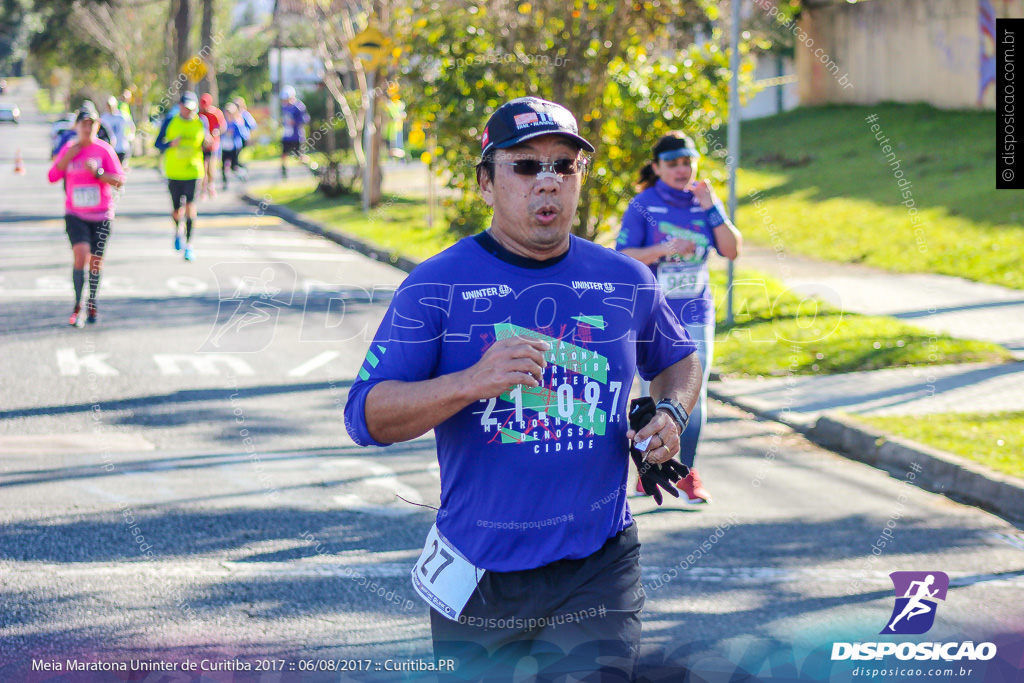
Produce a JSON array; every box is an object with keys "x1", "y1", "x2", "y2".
[{"x1": 13, "y1": 148, "x2": 25, "y2": 175}]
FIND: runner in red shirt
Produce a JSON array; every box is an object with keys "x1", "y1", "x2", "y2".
[{"x1": 198, "y1": 93, "x2": 226, "y2": 198}]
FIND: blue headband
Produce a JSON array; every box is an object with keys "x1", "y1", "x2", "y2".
[{"x1": 658, "y1": 147, "x2": 700, "y2": 161}]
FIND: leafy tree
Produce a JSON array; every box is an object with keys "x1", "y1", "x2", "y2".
[
  {"x1": 395, "y1": 0, "x2": 760, "y2": 241},
  {"x1": 0, "y1": 0, "x2": 40, "y2": 74}
]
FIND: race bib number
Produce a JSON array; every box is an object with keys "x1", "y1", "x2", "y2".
[
  {"x1": 411, "y1": 523, "x2": 483, "y2": 621},
  {"x1": 71, "y1": 185, "x2": 101, "y2": 209},
  {"x1": 658, "y1": 263, "x2": 708, "y2": 298}
]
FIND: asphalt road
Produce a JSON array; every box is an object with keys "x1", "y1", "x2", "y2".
[{"x1": 1, "y1": 79, "x2": 1023, "y2": 683}]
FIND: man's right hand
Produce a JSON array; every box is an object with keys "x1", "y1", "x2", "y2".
[{"x1": 460, "y1": 336, "x2": 549, "y2": 399}]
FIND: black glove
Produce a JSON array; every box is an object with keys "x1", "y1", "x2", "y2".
[{"x1": 628, "y1": 397, "x2": 690, "y2": 505}]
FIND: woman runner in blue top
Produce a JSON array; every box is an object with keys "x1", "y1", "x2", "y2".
[{"x1": 616, "y1": 131, "x2": 742, "y2": 505}]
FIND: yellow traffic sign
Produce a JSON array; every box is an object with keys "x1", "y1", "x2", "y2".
[
  {"x1": 349, "y1": 25, "x2": 391, "y2": 69},
  {"x1": 181, "y1": 56, "x2": 208, "y2": 83}
]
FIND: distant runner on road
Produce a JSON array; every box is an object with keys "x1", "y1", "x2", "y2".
[
  {"x1": 197, "y1": 93, "x2": 226, "y2": 198},
  {"x1": 279, "y1": 85, "x2": 309, "y2": 178},
  {"x1": 155, "y1": 92, "x2": 209, "y2": 262},
  {"x1": 47, "y1": 101, "x2": 126, "y2": 327},
  {"x1": 101, "y1": 96, "x2": 131, "y2": 164}
]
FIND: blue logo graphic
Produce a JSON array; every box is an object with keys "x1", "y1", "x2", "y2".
[{"x1": 881, "y1": 571, "x2": 949, "y2": 635}]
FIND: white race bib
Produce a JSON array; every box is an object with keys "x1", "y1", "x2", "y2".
[
  {"x1": 71, "y1": 185, "x2": 101, "y2": 209},
  {"x1": 411, "y1": 523, "x2": 484, "y2": 621},
  {"x1": 658, "y1": 262, "x2": 708, "y2": 298}
]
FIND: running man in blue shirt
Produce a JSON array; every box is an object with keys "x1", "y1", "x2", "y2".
[{"x1": 345, "y1": 97, "x2": 703, "y2": 680}]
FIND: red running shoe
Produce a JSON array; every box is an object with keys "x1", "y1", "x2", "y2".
[{"x1": 677, "y1": 468, "x2": 711, "y2": 504}]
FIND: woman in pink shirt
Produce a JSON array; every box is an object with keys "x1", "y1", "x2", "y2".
[{"x1": 48, "y1": 101, "x2": 125, "y2": 326}]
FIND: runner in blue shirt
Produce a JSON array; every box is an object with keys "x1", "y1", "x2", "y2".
[
  {"x1": 279, "y1": 85, "x2": 309, "y2": 178},
  {"x1": 616, "y1": 131, "x2": 742, "y2": 505},
  {"x1": 345, "y1": 97, "x2": 703, "y2": 681}
]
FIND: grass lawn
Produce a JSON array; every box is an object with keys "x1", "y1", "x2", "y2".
[
  {"x1": 709, "y1": 269, "x2": 1012, "y2": 377},
  {"x1": 731, "y1": 104, "x2": 1023, "y2": 290},
  {"x1": 34, "y1": 87, "x2": 65, "y2": 115},
  {"x1": 253, "y1": 181, "x2": 454, "y2": 263},
  {"x1": 254, "y1": 180, "x2": 1012, "y2": 377},
  {"x1": 857, "y1": 411, "x2": 1024, "y2": 480}
]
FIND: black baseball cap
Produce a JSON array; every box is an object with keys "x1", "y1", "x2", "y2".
[
  {"x1": 75, "y1": 100, "x2": 99, "y2": 123},
  {"x1": 481, "y1": 97, "x2": 595, "y2": 157}
]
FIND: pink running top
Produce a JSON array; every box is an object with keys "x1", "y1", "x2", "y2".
[{"x1": 48, "y1": 139, "x2": 125, "y2": 221}]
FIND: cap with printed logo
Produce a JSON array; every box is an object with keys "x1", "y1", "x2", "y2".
[{"x1": 481, "y1": 97, "x2": 594, "y2": 157}]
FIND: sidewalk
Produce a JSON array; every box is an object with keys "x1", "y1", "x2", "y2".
[
  {"x1": 708, "y1": 246, "x2": 1024, "y2": 522},
  {"x1": 723, "y1": 245, "x2": 1024, "y2": 358}
]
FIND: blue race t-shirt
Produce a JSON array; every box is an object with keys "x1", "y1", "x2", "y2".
[
  {"x1": 281, "y1": 101, "x2": 309, "y2": 143},
  {"x1": 616, "y1": 179, "x2": 727, "y2": 325},
  {"x1": 344, "y1": 234, "x2": 696, "y2": 572}
]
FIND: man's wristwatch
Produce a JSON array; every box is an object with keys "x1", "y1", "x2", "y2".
[
  {"x1": 656, "y1": 398, "x2": 690, "y2": 433},
  {"x1": 94, "y1": 168, "x2": 105, "y2": 179}
]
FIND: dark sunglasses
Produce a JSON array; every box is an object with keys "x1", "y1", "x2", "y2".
[{"x1": 495, "y1": 157, "x2": 589, "y2": 178}]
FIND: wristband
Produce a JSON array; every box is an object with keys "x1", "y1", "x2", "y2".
[
  {"x1": 656, "y1": 398, "x2": 690, "y2": 433},
  {"x1": 705, "y1": 204, "x2": 726, "y2": 228}
]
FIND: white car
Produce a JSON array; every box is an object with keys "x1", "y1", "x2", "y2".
[{"x1": 0, "y1": 103, "x2": 20, "y2": 123}]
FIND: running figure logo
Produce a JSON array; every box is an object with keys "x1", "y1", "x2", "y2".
[
  {"x1": 200, "y1": 262, "x2": 296, "y2": 352},
  {"x1": 881, "y1": 571, "x2": 949, "y2": 635}
]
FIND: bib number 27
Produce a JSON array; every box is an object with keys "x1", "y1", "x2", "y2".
[
  {"x1": 419, "y1": 538, "x2": 454, "y2": 583},
  {"x1": 411, "y1": 524, "x2": 483, "y2": 621}
]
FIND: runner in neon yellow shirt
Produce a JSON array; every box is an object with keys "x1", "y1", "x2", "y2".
[{"x1": 155, "y1": 92, "x2": 209, "y2": 261}]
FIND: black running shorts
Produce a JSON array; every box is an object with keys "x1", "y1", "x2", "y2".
[
  {"x1": 430, "y1": 523, "x2": 644, "y2": 681},
  {"x1": 167, "y1": 178, "x2": 197, "y2": 211},
  {"x1": 65, "y1": 215, "x2": 112, "y2": 257}
]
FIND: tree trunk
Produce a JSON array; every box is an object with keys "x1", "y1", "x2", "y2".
[
  {"x1": 369, "y1": 81, "x2": 384, "y2": 207},
  {"x1": 199, "y1": 0, "x2": 218, "y2": 100},
  {"x1": 174, "y1": 0, "x2": 192, "y2": 83}
]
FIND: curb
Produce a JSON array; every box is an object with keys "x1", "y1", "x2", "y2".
[
  {"x1": 709, "y1": 384, "x2": 1024, "y2": 524},
  {"x1": 240, "y1": 193, "x2": 419, "y2": 274},
  {"x1": 248, "y1": 192, "x2": 1024, "y2": 525}
]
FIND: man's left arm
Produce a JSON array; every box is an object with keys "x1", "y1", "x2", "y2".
[{"x1": 628, "y1": 352, "x2": 703, "y2": 464}]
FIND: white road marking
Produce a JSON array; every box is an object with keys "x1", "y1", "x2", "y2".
[
  {"x1": 166, "y1": 275, "x2": 210, "y2": 295},
  {"x1": 990, "y1": 531, "x2": 1024, "y2": 553},
  {"x1": 287, "y1": 351, "x2": 340, "y2": 377},
  {"x1": 152, "y1": 354, "x2": 255, "y2": 376},
  {"x1": 56, "y1": 348, "x2": 120, "y2": 376}
]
